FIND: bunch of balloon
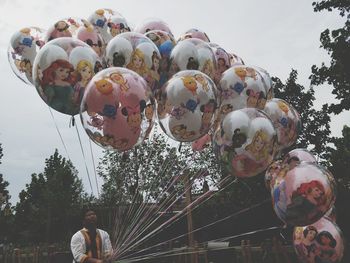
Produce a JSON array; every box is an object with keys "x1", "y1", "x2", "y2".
[{"x1": 264, "y1": 147, "x2": 343, "y2": 262}]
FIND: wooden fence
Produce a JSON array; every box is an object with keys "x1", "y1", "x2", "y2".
[{"x1": 0, "y1": 238, "x2": 301, "y2": 263}]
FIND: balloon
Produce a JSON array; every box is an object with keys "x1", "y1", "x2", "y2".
[
  {"x1": 208, "y1": 43, "x2": 231, "y2": 84},
  {"x1": 134, "y1": 18, "x2": 173, "y2": 36},
  {"x1": 263, "y1": 98, "x2": 301, "y2": 151},
  {"x1": 169, "y1": 38, "x2": 217, "y2": 81},
  {"x1": 265, "y1": 148, "x2": 317, "y2": 191},
  {"x1": 76, "y1": 24, "x2": 105, "y2": 58},
  {"x1": 33, "y1": 37, "x2": 101, "y2": 115},
  {"x1": 178, "y1": 28, "x2": 210, "y2": 42},
  {"x1": 213, "y1": 108, "x2": 278, "y2": 178},
  {"x1": 8, "y1": 27, "x2": 46, "y2": 84},
  {"x1": 254, "y1": 66, "x2": 274, "y2": 101},
  {"x1": 105, "y1": 32, "x2": 161, "y2": 93},
  {"x1": 218, "y1": 65, "x2": 267, "y2": 122},
  {"x1": 284, "y1": 148, "x2": 317, "y2": 164},
  {"x1": 157, "y1": 70, "x2": 218, "y2": 142},
  {"x1": 271, "y1": 162, "x2": 336, "y2": 226},
  {"x1": 81, "y1": 67, "x2": 154, "y2": 151},
  {"x1": 88, "y1": 8, "x2": 129, "y2": 44},
  {"x1": 293, "y1": 217, "x2": 344, "y2": 263},
  {"x1": 45, "y1": 17, "x2": 92, "y2": 42},
  {"x1": 145, "y1": 30, "x2": 177, "y2": 92},
  {"x1": 229, "y1": 52, "x2": 245, "y2": 66}
]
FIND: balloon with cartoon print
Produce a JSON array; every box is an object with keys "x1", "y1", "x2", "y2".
[
  {"x1": 8, "y1": 27, "x2": 46, "y2": 85},
  {"x1": 218, "y1": 65, "x2": 267, "y2": 124},
  {"x1": 208, "y1": 43, "x2": 232, "y2": 84},
  {"x1": 178, "y1": 28, "x2": 210, "y2": 42},
  {"x1": 76, "y1": 23, "x2": 105, "y2": 59},
  {"x1": 45, "y1": 17, "x2": 92, "y2": 43},
  {"x1": 293, "y1": 217, "x2": 344, "y2": 263},
  {"x1": 33, "y1": 37, "x2": 101, "y2": 116},
  {"x1": 169, "y1": 38, "x2": 217, "y2": 81},
  {"x1": 158, "y1": 70, "x2": 218, "y2": 142},
  {"x1": 254, "y1": 66, "x2": 274, "y2": 101},
  {"x1": 134, "y1": 18, "x2": 173, "y2": 37},
  {"x1": 213, "y1": 108, "x2": 278, "y2": 178},
  {"x1": 271, "y1": 162, "x2": 336, "y2": 226},
  {"x1": 265, "y1": 149, "x2": 316, "y2": 191},
  {"x1": 88, "y1": 8, "x2": 129, "y2": 44},
  {"x1": 229, "y1": 52, "x2": 245, "y2": 66},
  {"x1": 81, "y1": 67, "x2": 154, "y2": 151},
  {"x1": 105, "y1": 32, "x2": 161, "y2": 92},
  {"x1": 145, "y1": 30, "x2": 177, "y2": 92},
  {"x1": 263, "y1": 98, "x2": 301, "y2": 151},
  {"x1": 284, "y1": 148, "x2": 317, "y2": 164}
]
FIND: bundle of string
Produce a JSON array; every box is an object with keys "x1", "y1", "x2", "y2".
[{"x1": 49, "y1": 111, "x2": 281, "y2": 262}]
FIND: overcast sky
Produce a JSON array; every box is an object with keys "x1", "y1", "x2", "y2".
[{"x1": 0, "y1": 0, "x2": 349, "y2": 204}]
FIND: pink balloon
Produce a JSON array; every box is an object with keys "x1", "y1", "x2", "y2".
[
  {"x1": 271, "y1": 162, "x2": 336, "y2": 226},
  {"x1": 81, "y1": 67, "x2": 154, "y2": 151}
]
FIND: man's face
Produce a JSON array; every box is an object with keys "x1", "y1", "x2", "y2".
[{"x1": 84, "y1": 210, "x2": 97, "y2": 227}]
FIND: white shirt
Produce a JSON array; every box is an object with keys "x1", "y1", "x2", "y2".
[{"x1": 71, "y1": 228, "x2": 112, "y2": 263}]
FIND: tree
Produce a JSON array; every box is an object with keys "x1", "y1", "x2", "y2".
[
  {"x1": 0, "y1": 143, "x2": 10, "y2": 207},
  {"x1": 98, "y1": 131, "x2": 189, "y2": 206},
  {"x1": 14, "y1": 149, "x2": 86, "y2": 243},
  {"x1": 325, "y1": 125, "x2": 350, "y2": 237},
  {"x1": 0, "y1": 143, "x2": 13, "y2": 241},
  {"x1": 272, "y1": 69, "x2": 331, "y2": 160},
  {"x1": 310, "y1": 0, "x2": 350, "y2": 114}
]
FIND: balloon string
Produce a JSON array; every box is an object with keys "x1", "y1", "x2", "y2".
[
  {"x1": 116, "y1": 175, "x2": 234, "y2": 259},
  {"x1": 119, "y1": 196, "x2": 271, "y2": 260},
  {"x1": 74, "y1": 118, "x2": 94, "y2": 196},
  {"x1": 113, "y1": 136, "x2": 174, "y2": 250},
  {"x1": 48, "y1": 106, "x2": 71, "y2": 160},
  {"x1": 88, "y1": 138, "x2": 100, "y2": 198},
  {"x1": 120, "y1": 216, "x2": 280, "y2": 262},
  {"x1": 114, "y1": 144, "x2": 189, "y2": 254}
]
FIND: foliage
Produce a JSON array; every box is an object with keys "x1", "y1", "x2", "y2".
[
  {"x1": 13, "y1": 149, "x2": 86, "y2": 244},
  {"x1": 0, "y1": 143, "x2": 13, "y2": 241},
  {"x1": 325, "y1": 125, "x2": 350, "y2": 237},
  {"x1": 98, "y1": 129, "x2": 187, "y2": 206},
  {"x1": 272, "y1": 70, "x2": 331, "y2": 160},
  {"x1": 310, "y1": 0, "x2": 350, "y2": 114}
]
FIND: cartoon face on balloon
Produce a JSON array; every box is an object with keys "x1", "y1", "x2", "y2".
[
  {"x1": 271, "y1": 162, "x2": 336, "y2": 226},
  {"x1": 33, "y1": 38, "x2": 101, "y2": 116},
  {"x1": 264, "y1": 98, "x2": 301, "y2": 151},
  {"x1": 213, "y1": 108, "x2": 278, "y2": 178},
  {"x1": 293, "y1": 217, "x2": 344, "y2": 263},
  {"x1": 145, "y1": 30, "x2": 177, "y2": 91},
  {"x1": 157, "y1": 70, "x2": 218, "y2": 142},
  {"x1": 8, "y1": 27, "x2": 46, "y2": 84},
  {"x1": 81, "y1": 67, "x2": 154, "y2": 151}
]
